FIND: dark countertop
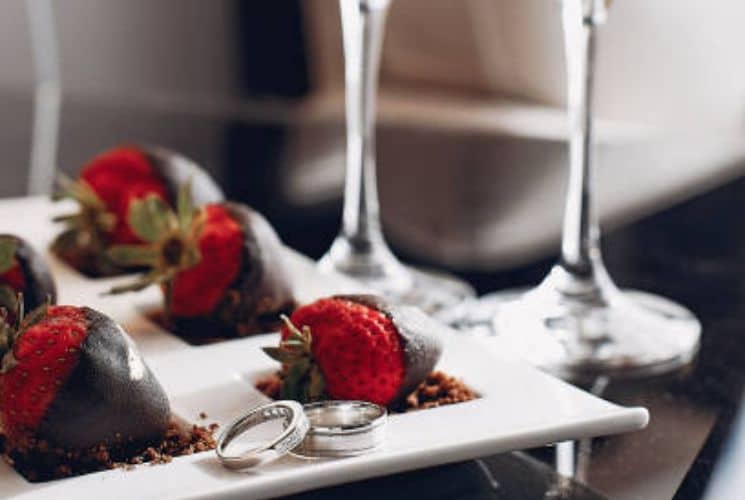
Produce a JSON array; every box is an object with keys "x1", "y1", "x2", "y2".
[{"x1": 1, "y1": 89, "x2": 743, "y2": 499}]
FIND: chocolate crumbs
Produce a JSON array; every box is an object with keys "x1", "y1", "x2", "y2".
[
  {"x1": 0, "y1": 417, "x2": 216, "y2": 482},
  {"x1": 403, "y1": 371, "x2": 478, "y2": 411},
  {"x1": 255, "y1": 370, "x2": 478, "y2": 412}
]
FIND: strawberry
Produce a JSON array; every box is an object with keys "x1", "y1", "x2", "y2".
[
  {"x1": 0, "y1": 304, "x2": 170, "y2": 451},
  {"x1": 263, "y1": 295, "x2": 443, "y2": 407},
  {"x1": 107, "y1": 185, "x2": 296, "y2": 339},
  {"x1": 52, "y1": 145, "x2": 224, "y2": 276},
  {"x1": 0, "y1": 235, "x2": 56, "y2": 318}
]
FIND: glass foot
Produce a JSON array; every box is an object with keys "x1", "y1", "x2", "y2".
[
  {"x1": 401, "y1": 267, "x2": 476, "y2": 316},
  {"x1": 318, "y1": 236, "x2": 475, "y2": 315},
  {"x1": 450, "y1": 275, "x2": 701, "y2": 381}
]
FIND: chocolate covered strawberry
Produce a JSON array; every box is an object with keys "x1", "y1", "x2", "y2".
[
  {"x1": 0, "y1": 304, "x2": 170, "y2": 451},
  {"x1": 263, "y1": 295, "x2": 443, "y2": 407},
  {"x1": 0, "y1": 235, "x2": 56, "y2": 317},
  {"x1": 52, "y1": 145, "x2": 224, "y2": 276},
  {"x1": 107, "y1": 186, "x2": 295, "y2": 339}
]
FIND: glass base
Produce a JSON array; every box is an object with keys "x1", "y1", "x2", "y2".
[
  {"x1": 450, "y1": 268, "x2": 701, "y2": 381},
  {"x1": 318, "y1": 236, "x2": 475, "y2": 315},
  {"x1": 401, "y1": 267, "x2": 476, "y2": 316}
]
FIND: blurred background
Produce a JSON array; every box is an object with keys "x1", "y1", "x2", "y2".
[
  {"x1": 1, "y1": 0, "x2": 745, "y2": 291},
  {"x1": 4, "y1": 3, "x2": 745, "y2": 498}
]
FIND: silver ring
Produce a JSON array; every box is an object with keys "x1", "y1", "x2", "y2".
[
  {"x1": 294, "y1": 401, "x2": 387, "y2": 457},
  {"x1": 216, "y1": 401, "x2": 309, "y2": 469}
]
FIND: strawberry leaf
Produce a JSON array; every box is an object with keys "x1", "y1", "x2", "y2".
[
  {"x1": 177, "y1": 179, "x2": 195, "y2": 233},
  {"x1": 55, "y1": 175, "x2": 107, "y2": 210},
  {"x1": 0, "y1": 319, "x2": 12, "y2": 357},
  {"x1": 281, "y1": 339, "x2": 306, "y2": 349},
  {"x1": 20, "y1": 300, "x2": 47, "y2": 331},
  {"x1": 262, "y1": 346, "x2": 306, "y2": 364},
  {"x1": 52, "y1": 174, "x2": 118, "y2": 260},
  {"x1": 266, "y1": 316, "x2": 323, "y2": 403},
  {"x1": 280, "y1": 357, "x2": 310, "y2": 401},
  {"x1": 94, "y1": 211, "x2": 117, "y2": 232},
  {"x1": 0, "y1": 351, "x2": 18, "y2": 374},
  {"x1": 301, "y1": 325, "x2": 312, "y2": 345},
  {"x1": 184, "y1": 244, "x2": 201, "y2": 268},
  {"x1": 52, "y1": 174, "x2": 77, "y2": 201},
  {"x1": 189, "y1": 209, "x2": 207, "y2": 241},
  {"x1": 280, "y1": 315, "x2": 309, "y2": 344},
  {"x1": 51, "y1": 177, "x2": 70, "y2": 201},
  {"x1": 105, "y1": 271, "x2": 161, "y2": 295},
  {"x1": 0, "y1": 237, "x2": 17, "y2": 274},
  {"x1": 52, "y1": 213, "x2": 83, "y2": 224},
  {"x1": 53, "y1": 173, "x2": 79, "y2": 201},
  {"x1": 262, "y1": 346, "x2": 285, "y2": 362},
  {"x1": 108, "y1": 245, "x2": 159, "y2": 267},
  {"x1": 0, "y1": 285, "x2": 18, "y2": 314},
  {"x1": 51, "y1": 228, "x2": 87, "y2": 253},
  {"x1": 307, "y1": 365, "x2": 326, "y2": 402},
  {"x1": 127, "y1": 195, "x2": 176, "y2": 243}
]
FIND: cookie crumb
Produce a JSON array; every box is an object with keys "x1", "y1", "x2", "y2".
[
  {"x1": 405, "y1": 371, "x2": 478, "y2": 411},
  {"x1": 255, "y1": 370, "x2": 478, "y2": 413},
  {"x1": 1, "y1": 417, "x2": 217, "y2": 482}
]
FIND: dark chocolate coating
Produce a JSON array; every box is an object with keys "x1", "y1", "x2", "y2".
[
  {"x1": 37, "y1": 308, "x2": 170, "y2": 449},
  {"x1": 173, "y1": 202, "x2": 296, "y2": 338},
  {"x1": 335, "y1": 294, "x2": 444, "y2": 405},
  {"x1": 144, "y1": 146, "x2": 224, "y2": 207},
  {"x1": 2, "y1": 235, "x2": 56, "y2": 311}
]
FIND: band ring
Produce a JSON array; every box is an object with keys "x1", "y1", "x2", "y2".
[
  {"x1": 216, "y1": 401, "x2": 309, "y2": 469},
  {"x1": 294, "y1": 400, "x2": 387, "y2": 457}
]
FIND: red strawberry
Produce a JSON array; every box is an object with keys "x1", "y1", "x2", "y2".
[
  {"x1": 0, "y1": 304, "x2": 170, "y2": 451},
  {"x1": 169, "y1": 204, "x2": 244, "y2": 317},
  {"x1": 80, "y1": 147, "x2": 169, "y2": 244},
  {"x1": 52, "y1": 145, "x2": 224, "y2": 276},
  {"x1": 107, "y1": 186, "x2": 295, "y2": 339},
  {"x1": 0, "y1": 235, "x2": 56, "y2": 318},
  {"x1": 263, "y1": 295, "x2": 444, "y2": 407}
]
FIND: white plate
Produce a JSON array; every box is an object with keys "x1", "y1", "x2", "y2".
[{"x1": 0, "y1": 196, "x2": 648, "y2": 500}]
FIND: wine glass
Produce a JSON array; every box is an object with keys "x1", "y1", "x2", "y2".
[
  {"x1": 318, "y1": 0, "x2": 475, "y2": 315},
  {"x1": 458, "y1": 0, "x2": 700, "y2": 380}
]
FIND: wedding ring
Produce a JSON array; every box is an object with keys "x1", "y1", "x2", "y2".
[
  {"x1": 294, "y1": 401, "x2": 387, "y2": 457},
  {"x1": 216, "y1": 401, "x2": 310, "y2": 469}
]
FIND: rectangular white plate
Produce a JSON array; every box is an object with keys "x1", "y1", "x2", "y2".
[{"x1": 0, "y1": 196, "x2": 648, "y2": 499}]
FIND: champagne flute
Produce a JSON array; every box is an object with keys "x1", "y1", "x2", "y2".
[
  {"x1": 465, "y1": 0, "x2": 700, "y2": 380},
  {"x1": 319, "y1": 0, "x2": 475, "y2": 314}
]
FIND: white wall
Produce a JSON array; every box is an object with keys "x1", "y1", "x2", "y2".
[
  {"x1": 4, "y1": 0, "x2": 744, "y2": 133},
  {"x1": 0, "y1": 0, "x2": 240, "y2": 99},
  {"x1": 308, "y1": 0, "x2": 745, "y2": 131},
  {"x1": 1, "y1": 0, "x2": 744, "y2": 146},
  {"x1": 0, "y1": 1, "x2": 35, "y2": 90}
]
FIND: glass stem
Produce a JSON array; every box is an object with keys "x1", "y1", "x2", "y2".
[
  {"x1": 559, "y1": 0, "x2": 607, "y2": 280},
  {"x1": 339, "y1": 0, "x2": 391, "y2": 252}
]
